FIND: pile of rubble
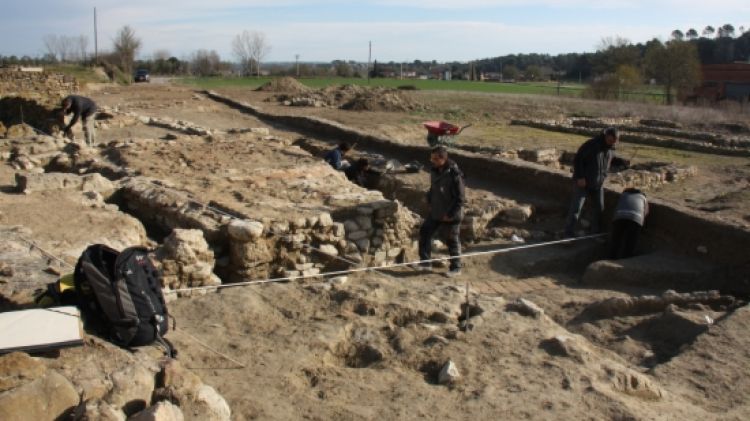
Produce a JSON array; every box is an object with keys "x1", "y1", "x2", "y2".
[
  {"x1": 608, "y1": 162, "x2": 698, "y2": 189},
  {"x1": 490, "y1": 146, "x2": 697, "y2": 191},
  {"x1": 255, "y1": 77, "x2": 311, "y2": 94},
  {"x1": 0, "y1": 344, "x2": 231, "y2": 420},
  {"x1": 270, "y1": 84, "x2": 424, "y2": 112}
]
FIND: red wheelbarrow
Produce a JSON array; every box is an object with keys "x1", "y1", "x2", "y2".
[{"x1": 423, "y1": 121, "x2": 471, "y2": 147}]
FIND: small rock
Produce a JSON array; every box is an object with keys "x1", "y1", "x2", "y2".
[
  {"x1": 438, "y1": 360, "x2": 460, "y2": 385},
  {"x1": 424, "y1": 335, "x2": 450, "y2": 346},
  {"x1": 128, "y1": 401, "x2": 185, "y2": 421},
  {"x1": 318, "y1": 244, "x2": 339, "y2": 257},
  {"x1": 507, "y1": 298, "x2": 544, "y2": 318},
  {"x1": 0, "y1": 262, "x2": 13, "y2": 277},
  {"x1": 317, "y1": 212, "x2": 334, "y2": 227},
  {"x1": 0, "y1": 372, "x2": 79, "y2": 421},
  {"x1": 227, "y1": 220, "x2": 264, "y2": 242},
  {"x1": 329, "y1": 276, "x2": 348, "y2": 285}
]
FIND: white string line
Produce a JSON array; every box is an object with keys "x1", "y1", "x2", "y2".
[
  {"x1": 13, "y1": 233, "x2": 76, "y2": 269},
  {"x1": 166, "y1": 234, "x2": 606, "y2": 295},
  {"x1": 172, "y1": 328, "x2": 246, "y2": 368}
]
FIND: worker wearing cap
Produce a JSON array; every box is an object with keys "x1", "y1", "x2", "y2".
[
  {"x1": 564, "y1": 127, "x2": 625, "y2": 237},
  {"x1": 60, "y1": 95, "x2": 98, "y2": 146}
]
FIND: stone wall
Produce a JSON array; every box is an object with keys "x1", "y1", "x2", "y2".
[
  {"x1": 0, "y1": 68, "x2": 79, "y2": 106},
  {"x1": 511, "y1": 119, "x2": 750, "y2": 157},
  {"x1": 120, "y1": 176, "x2": 419, "y2": 283},
  {"x1": 0, "y1": 69, "x2": 79, "y2": 136}
]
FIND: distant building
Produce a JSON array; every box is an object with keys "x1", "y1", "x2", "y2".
[
  {"x1": 689, "y1": 63, "x2": 750, "y2": 103},
  {"x1": 481, "y1": 72, "x2": 503, "y2": 82}
]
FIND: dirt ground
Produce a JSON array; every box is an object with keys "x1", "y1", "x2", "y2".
[{"x1": 2, "y1": 81, "x2": 750, "y2": 420}]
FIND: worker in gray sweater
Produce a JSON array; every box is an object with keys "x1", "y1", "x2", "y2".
[{"x1": 610, "y1": 188, "x2": 649, "y2": 259}]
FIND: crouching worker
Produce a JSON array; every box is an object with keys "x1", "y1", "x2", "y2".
[
  {"x1": 417, "y1": 146, "x2": 465, "y2": 277},
  {"x1": 61, "y1": 95, "x2": 98, "y2": 146},
  {"x1": 324, "y1": 142, "x2": 352, "y2": 170},
  {"x1": 610, "y1": 188, "x2": 649, "y2": 259},
  {"x1": 345, "y1": 157, "x2": 370, "y2": 186}
]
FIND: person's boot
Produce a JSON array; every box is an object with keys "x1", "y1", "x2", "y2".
[{"x1": 445, "y1": 267, "x2": 462, "y2": 278}]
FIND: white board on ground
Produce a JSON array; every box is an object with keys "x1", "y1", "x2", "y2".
[{"x1": 0, "y1": 306, "x2": 84, "y2": 354}]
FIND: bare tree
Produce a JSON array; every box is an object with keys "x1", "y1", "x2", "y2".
[
  {"x1": 190, "y1": 49, "x2": 222, "y2": 77},
  {"x1": 77, "y1": 35, "x2": 89, "y2": 63},
  {"x1": 113, "y1": 26, "x2": 142, "y2": 82},
  {"x1": 249, "y1": 31, "x2": 271, "y2": 77},
  {"x1": 58, "y1": 36, "x2": 78, "y2": 62},
  {"x1": 232, "y1": 30, "x2": 254, "y2": 76},
  {"x1": 43, "y1": 35, "x2": 59, "y2": 61}
]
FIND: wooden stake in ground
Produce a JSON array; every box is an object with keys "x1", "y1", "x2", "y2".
[{"x1": 464, "y1": 276, "x2": 470, "y2": 332}]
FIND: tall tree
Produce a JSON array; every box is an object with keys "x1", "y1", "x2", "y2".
[
  {"x1": 42, "y1": 35, "x2": 59, "y2": 61},
  {"x1": 231, "y1": 30, "x2": 254, "y2": 76},
  {"x1": 113, "y1": 26, "x2": 141, "y2": 82},
  {"x1": 77, "y1": 35, "x2": 89, "y2": 63},
  {"x1": 645, "y1": 40, "x2": 701, "y2": 105},
  {"x1": 718, "y1": 24, "x2": 735, "y2": 38},
  {"x1": 702, "y1": 26, "x2": 715, "y2": 37},
  {"x1": 249, "y1": 31, "x2": 271, "y2": 77},
  {"x1": 671, "y1": 30, "x2": 684, "y2": 41},
  {"x1": 685, "y1": 28, "x2": 699, "y2": 40},
  {"x1": 593, "y1": 36, "x2": 640, "y2": 75}
]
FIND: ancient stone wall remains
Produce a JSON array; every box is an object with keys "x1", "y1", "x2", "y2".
[
  {"x1": 120, "y1": 176, "x2": 419, "y2": 284},
  {"x1": 0, "y1": 68, "x2": 79, "y2": 106},
  {"x1": 511, "y1": 119, "x2": 750, "y2": 157}
]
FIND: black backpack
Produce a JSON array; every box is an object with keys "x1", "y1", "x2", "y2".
[{"x1": 74, "y1": 244, "x2": 174, "y2": 355}]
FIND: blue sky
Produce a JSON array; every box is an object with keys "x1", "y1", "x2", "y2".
[{"x1": 1, "y1": 1, "x2": 748, "y2": 62}]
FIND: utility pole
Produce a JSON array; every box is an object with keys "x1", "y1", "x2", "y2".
[
  {"x1": 400, "y1": 62, "x2": 403, "y2": 80},
  {"x1": 367, "y1": 41, "x2": 371, "y2": 84},
  {"x1": 295, "y1": 54, "x2": 299, "y2": 77},
  {"x1": 93, "y1": 7, "x2": 98, "y2": 64}
]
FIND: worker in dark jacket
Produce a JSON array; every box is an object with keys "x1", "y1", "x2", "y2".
[
  {"x1": 610, "y1": 188, "x2": 648, "y2": 259},
  {"x1": 61, "y1": 95, "x2": 98, "y2": 146},
  {"x1": 324, "y1": 142, "x2": 352, "y2": 170},
  {"x1": 344, "y1": 157, "x2": 370, "y2": 186},
  {"x1": 564, "y1": 127, "x2": 624, "y2": 237},
  {"x1": 417, "y1": 146, "x2": 465, "y2": 277}
]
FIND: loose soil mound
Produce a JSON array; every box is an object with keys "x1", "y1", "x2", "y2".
[
  {"x1": 255, "y1": 77, "x2": 311, "y2": 94},
  {"x1": 271, "y1": 84, "x2": 424, "y2": 112}
]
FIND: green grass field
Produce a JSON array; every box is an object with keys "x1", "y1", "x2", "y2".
[
  {"x1": 179, "y1": 76, "x2": 666, "y2": 103},
  {"x1": 180, "y1": 76, "x2": 586, "y2": 95}
]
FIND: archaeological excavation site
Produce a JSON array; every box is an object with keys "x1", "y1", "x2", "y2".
[{"x1": 1, "y1": 69, "x2": 749, "y2": 421}]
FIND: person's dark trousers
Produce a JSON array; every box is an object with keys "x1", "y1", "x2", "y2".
[
  {"x1": 609, "y1": 219, "x2": 641, "y2": 259},
  {"x1": 564, "y1": 185, "x2": 604, "y2": 236},
  {"x1": 418, "y1": 218, "x2": 462, "y2": 270}
]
